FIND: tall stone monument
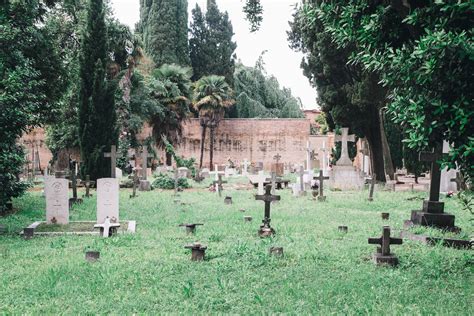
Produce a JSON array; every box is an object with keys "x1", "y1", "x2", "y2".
[
  {"x1": 329, "y1": 127, "x2": 364, "y2": 190},
  {"x1": 45, "y1": 177, "x2": 69, "y2": 224},
  {"x1": 97, "y1": 178, "x2": 119, "y2": 224}
]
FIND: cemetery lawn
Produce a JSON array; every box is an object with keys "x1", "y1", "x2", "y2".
[{"x1": 1, "y1": 177, "x2": 472, "y2": 314}]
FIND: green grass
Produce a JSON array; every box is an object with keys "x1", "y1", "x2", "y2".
[{"x1": 0, "y1": 177, "x2": 472, "y2": 314}]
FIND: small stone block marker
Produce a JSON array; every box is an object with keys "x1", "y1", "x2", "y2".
[
  {"x1": 23, "y1": 227, "x2": 35, "y2": 239},
  {"x1": 256, "y1": 184, "x2": 280, "y2": 237},
  {"x1": 85, "y1": 251, "x2": 100, "y2": 262},
  {"x1": 381, "y1": 212, "x2": 390, "y2": 220},
  {"x1": 239, "y1": 208, "x2": 246, "y2": 212},
  {"x1": 179, "y1": 223, "x2": 203, "y2": 234},
  {"x1": 94, "y1": 217, "x2": 120, "y2": 237},
  {"x1": 368, "y1": 226, "x2": 403, "y2": 266},
  {"x1": 244, "y1": 216, "x2": 252, "y2": 222},
  {"x1": 269, "y1": 246, "x2": 284, "y2": 257},
  {"x1": 184, "y1": 242, "x2": 207, "y2": 261},
  {"x1": 338, "y1": 225, "x2": 348, "y2": 233},
  {"x1": 224, "y1": 196, "x2": 232, "y2": 205}
]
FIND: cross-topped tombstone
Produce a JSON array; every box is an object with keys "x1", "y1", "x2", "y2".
[
  {"x1": 334, "y1": 128, "x2": 355, "y2": 166},
  {"x1": 128, "y1": 169, "x2": 140, "y2": 198},
  {"x1": 368, "y1": 226, "x2": 403, "y2": 266},
  {"x1": 140, "y1": 147, "x2": 154, "y2": 181},
  {"x1": 103, "y1": 145, "x2": 117, "y2": 178},
  {"x1": 256, "y1": 170, "x2": 268, "y2": 195},
  {"x1": 212, "y1": 174, "x2": 227, "y2": 197},
  {"x1": 94, "y1": 217, "x2": 120, "y2": 237},
  {"x1": 81, "y1": 175, "x2": 95, "y2": 198},
  {"x1": 314, "y1": 170, "x2": 329, "y2": 201},
  {"x1": 368, "y1": 174, "x2": 376, "y2": 202},
  {"x1": 410, "y1": 143, "x2": 456, "y2": 229},
  {"x1": 255, "y1": 184, "x2": 281, "y2": 237},
  {"x1": 272, "y1": 153, "x2": 284, "y2": 176},
  {"x1": 273, "y1": 153, "x2": 282, "y2": 164},
  {"x1": 297, "y1": 166, "x2": 307, "y2": 196},
  {"x1": 68, "y1": 161, "x2": 83, "y2": 207}
]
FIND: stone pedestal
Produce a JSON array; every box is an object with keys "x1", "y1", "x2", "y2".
[
  {"x1": 372, "y1": 252, "x2": 399, "y2": 266},
  {"x1": 410, "y1": 210, "x2": 456, "y2": 229},
  {"x1": 139, "y1": 180, "x2": 151, "y2": 191},
  {"x1": 258, "y1": 226, "x2": 275, "y2": 237},
  {"x1": 330, "y1": 166, "x2": 364, "y2": 190}
]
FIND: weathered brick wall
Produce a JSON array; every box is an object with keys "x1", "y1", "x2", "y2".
[{"x1": 140, "y1": 118, "x2": 312, "y2": 169}]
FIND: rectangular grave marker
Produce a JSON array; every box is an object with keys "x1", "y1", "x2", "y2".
[
  {"x1": 45, "y1": 178, "x2": 69, "y2": 224},
  {"x1": 97, "y1": 178, "x2": 119, "y2": 224}
]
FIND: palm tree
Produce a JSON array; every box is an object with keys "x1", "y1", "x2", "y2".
[
  {"x1": 193, "y1": 75, "x2": 234, "y2": 168},
  {"x1": 147, "y1": 64, "x2": 192, "y2": 165}
]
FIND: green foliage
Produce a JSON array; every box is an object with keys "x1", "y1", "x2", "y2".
[
  {"x1": 138, "y1": 0, "x2": 190, "y2": 66},
  {"x1": 384, "y1": 119, "x2": 404, "y2": 170},
  {"x1": 151, "y1": 173, "x2": 190, "y2": 190},
  {"x1": 314, "y1": 1, "x2": 474, "y2": 181},
  {"x1": 147, "y1": 64, "x2": 192, "y2": 150},
  {"x1": 189, "y1": 1, "x2": 237, "y2": 84},
  {"x1": 314, "y1": 112, "x2": 329, "y2": 135},
  {"x1": 243, "y1": 0, "x2": 263, "y2": 32},
  {"x1": 162, "y1": 136, "x2": 196, "y2": 177},
  {"x1": 0, "y1": 0, "x2": 64, "y2": 209},
  {"x1": 78, "y1": 0, "x2": 118, "y2": 180},
  {"x1": 232, "y1": 61, "x2": 304, "y2": 118}
]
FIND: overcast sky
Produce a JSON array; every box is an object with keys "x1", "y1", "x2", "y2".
[{"x1": 110, "y1": 0, "x2": 318, "y2": 109}]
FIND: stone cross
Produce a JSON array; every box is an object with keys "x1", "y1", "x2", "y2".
[
  {"x1": 256, "y1": 170, "x2": 268, "y2": 195},
  {"x1": 315, "y1": 170, "x2": 329, "y2": 201},
  {"x1": 297, "y1": 166, "x2": 307, "y2": 194},
  {"x1": 368, "y1": 226, "x2": 402, "y2": 257},
  {"x1": 450, "y1": 172, "x2": 464, "y2": 191},
  {"x1": 270, "y1": 172, "x2": 278, "y2": 195},
  {"x1": 213, "y1": 174, "x2": 227, "y2": 197},
  {"x1": 103, "y1": 145, "x2": 117, "y2": 178},
  {"x1": 81, "y1": 175, "x2": 95, "y2": 198},
  {"x1": 94, "y1": 217, "x2": 120, "y2": 237},
  {"x1": 419, "y1": 143, "x2": 445, "y2": 205},
  {"x1": 334, "y1": 127, "x2": 355, "y2": 166},
  {"x1": 368, "y1": 174, "x2": 376, "y2": 202},
  {"x1": 140, "y1": 147, "x2": 154, "y2": 180},
  {"x1": 242, "y1": 159, "x2": 250, "y2": 176},
  {"x1": 128, "y1": 169, "x2": 140, "y2": 198},
  {"x1": 256, "y1": 184, "x2": 280, "y2": 229},
  {"x1": 273, "y1": 153, "x2": 282, "y2": 163}
]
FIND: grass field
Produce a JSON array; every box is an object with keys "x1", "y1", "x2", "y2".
[{"x1": 0, "y1": 177, "x2": 472, "y2": 314}]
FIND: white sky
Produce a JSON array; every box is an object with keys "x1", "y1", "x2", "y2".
[{"x1": 110, "y1": 0, "x2": 318, "y2": 109}]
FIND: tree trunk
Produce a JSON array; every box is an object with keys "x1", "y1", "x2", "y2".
[
  {"x1": 199, "y1": 124, "x2": 207, "y2": 168},
  {"x1": 379, "y1": 109, "x2": 395, "y2": 180},
  {"x1": 209, "y1": 126, "x2": 215, "y2": 169},
  {"x1": 364, "y1": 106, "x2": 387, "y2": 182}
]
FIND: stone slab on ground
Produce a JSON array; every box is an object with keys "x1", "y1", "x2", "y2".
[{"x1": 20, "y1": 220, "x2": 136, "y2": 236}]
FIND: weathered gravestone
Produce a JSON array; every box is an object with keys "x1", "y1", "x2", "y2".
[
  {"x1": 305, "y1": 141, "x2": 317, "y2": 171},
  {"x1": 271, "y1": 153, "x2": 284, "y2": 176},
  {"x1": 242, "y1": 159, "x2": 250, "y2": 176},
  {"x1": 184, "y1": 242, "x2": 207, "y2": 261},
  {"x1": 139, "y1": 147, "x2": 153, "y2": 191},
  {"x1": 97, "y1": 178, "x2": 119, "y2": 224},
  {"x1": 256, "y1": 184, "x2": 281, "y2": 237},
  {"x1": 213, "y1": 174, "x2": 227, "y2": 197},
  {"x1": 129, "y1": 169, "x2": 140, "y2": 199},
  {"x1": 45, "y1": 177, "x2": 69, "y2": 224},
  {"x1": 368, "y1": 226, "x2": 403, "y2": 266},
  {"x1": 103, "y1": 145, "x2": 117, "y2": 178},
  {"x1": 296, "y1": 166, "x2": 307, "y2": 196},
  {"x1": 330, "y1": 127, "x2": 364, "y2": 190},
  {"x1": 409, "y1": 143, "x2": 457, "y2": 230},
  {"x1": 179, "y1": 223, "x2": 203, "y2": 234}
]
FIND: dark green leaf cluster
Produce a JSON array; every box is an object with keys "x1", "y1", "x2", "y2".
[
  {"x1": 152, "y1": 173, "x2": 190, "y2": 190},
  {"x1": 314, "y1": 1, "x2": 474, "y2": 180},
  {"x1": 232, "y1": 62, "x2": 304, "y2": 119},
  {"x1": 139, "y1": 0, "x2": 190, "y2": 67},
  {"x1": 1, "y1": 1, "x2": 64, "y2": 209},
  {"x1": 189, "y1": 1, "x2": 237, "y2": 84}
]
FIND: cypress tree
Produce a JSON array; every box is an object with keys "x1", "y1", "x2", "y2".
[
  {"x1": 139, "y1": 0, "x2": 190, "y2": 66},
  {"x1": 189, "y1": 1, "x2": 237, "y2": 84},
  {"x1": 79, "y1": 0, "x2": 117, "y2": 181}
]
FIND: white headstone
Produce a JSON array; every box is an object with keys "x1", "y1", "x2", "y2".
[
  {"x1": 256, "y1": 170, "x2": 267, "y2": 195},
  {"x1": 115, "y1": 167, "x2": 123, "y2": 179},
  {"x1": 45, "y1": 178, "x2": 69, "y2": 224},
  {"x1": 334, "y1": 127, "x2": 355, "y2": 166},
  {"x1": 200, "y1": 168, "x2": 210, "y2": 178},
  {"x1": 97, "y1": 178, "x2": 119, "y2": 224},
  {"x1": 440, "y1": 140, "x2": 458, "y2": 192},
  {"x1": 178, "y1": 167, "x2": 189, "y2": 178},
  {"x1": 242, "y1": 159, "x2": 250, "y2": 176}
]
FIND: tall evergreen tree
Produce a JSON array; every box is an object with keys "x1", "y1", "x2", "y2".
[
  {"x1": 78, "y1": 0, "x2": 117, "y2": 181},
  {"x1": 189, "y1": 1, "x2": 237, "y2": 84},
  {"x1": 139, "y1": 0, "x2": 190, "y2": 66}
]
